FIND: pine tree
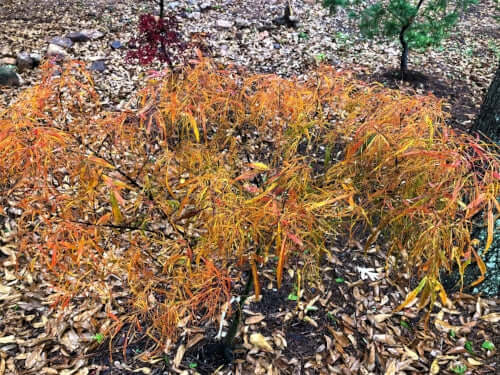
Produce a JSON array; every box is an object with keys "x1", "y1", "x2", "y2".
[{"x1": 323, "y1": 0, "x2": 477, "y2": 78}]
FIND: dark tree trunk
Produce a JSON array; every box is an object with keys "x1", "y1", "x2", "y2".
[
  {"x1": 398, "y1": 0, "x2": 425, "y2": 79},
  {"x1": 159, "y1": 0, "x2": 164, "y2": 19},
  {"x1": 399, "y1": 25, "x2": 410, "y2": 79},
  {"x1": 400, "y1": 35, "x2": 409, "y2": 78},
  {"x1": 471, "y1": 63, "x2": 500, "y2": 142}
]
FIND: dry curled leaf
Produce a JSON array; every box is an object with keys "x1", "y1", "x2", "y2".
[
  {"x1": 245, "y1": 314, "x2": 265, "y2": 325},
  {"x1": 430, "y1": 359, "x2": 440, "y2": 374},
  {"x1": 0, "y1": 336, "x2": 16, "y2": 344},
  {"x1": 186, "y1": 334, "x2": 204, "y2": 350},
  {"x1": 132, "y1": 368, "x2": 152, "y2": 374},
  {"x1": 249, "y1": 333, "x2": 273, "y2": 352},
  {"x1": 480, "y1": 313, "x2": 500, "y2": 323},
  {"x1": 173, "y1": 344, "x2": 185, "y2": 368},
  {"x1": 373, "y1": 334, "x2": 396, "y2": 346},
  {"x1": 373, "y1": 313, "x2": 392, "y2": 323},
  {"x1": 327, "y1": 327, "x2": 350, "y2": 348},
  {"x1": 384, "y1": 360, "x2": 397, "y2": 375}
]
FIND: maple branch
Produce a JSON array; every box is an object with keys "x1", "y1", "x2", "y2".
[{"x1": 71, "y1": 219, "x2": 176, "y2": 239}]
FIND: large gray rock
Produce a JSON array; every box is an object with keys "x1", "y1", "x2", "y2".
[
  {"x1": 66, "y1": 31, "x2": 90, "y2": 43},
  {"x1": 16, "y1": 52, "x2": 34, "y2": 73},
  {"x1": 66, "y1": 29, "x2": 104, "y2": 43},
  {"x1": 49, "y1": 36, "x2": 73, "y2": 49},
  {"x1": 30, "y1": 53, "x2": 41, "y2": 68},
  {"x1": 46, "y1": 44, "x2": 67, "y2": 59},
  {"x1": 0, "y1": 66, "x2": 22, "y2": 86}
]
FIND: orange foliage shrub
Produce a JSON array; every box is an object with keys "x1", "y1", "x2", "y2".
[{"x1": 1, "y1": 58, "x2": 498, "y2": 347}]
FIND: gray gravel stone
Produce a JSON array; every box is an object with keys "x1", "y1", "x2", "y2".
[
  {"x1": 186, "y1": 11, "x2": 201, "y2": 20},
  {"x1": 200, "y1": 1, "x2": 212, "y2": 11},
  {"x1": 90, "y1": 60, "x2": 107, "y2": 73},
  {"x1": 216, "y1": 19, "x2": 233, "y2": 29},
  {"x1": 110, "y1": 40, "x2": 123, "y2": 49},
  {"x1": 168, "y1": 1, "x2": 181, "y2": 9}
]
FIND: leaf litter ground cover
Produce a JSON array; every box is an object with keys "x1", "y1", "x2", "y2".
[
  {"x1": 1, "y1": 1, "x2": 500, "y2": 375},
  {"x1": 1, "y1": 54, "x2": 499, "y2": 374}
]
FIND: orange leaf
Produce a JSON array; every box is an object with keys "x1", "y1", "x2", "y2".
[
  {"x1": 97, "y1": 213, "x2": 112, "y2": 225},
  {"x1": 110, "y1": 191, "x2": 123, "y2": 224},
  {"x1": 438, "y1": 283, "x2": 448, "y2": 306},
  {"x1": 395, "y1": 277, "x2": 427, "y2": 312},
  {"x1": 49, "y1": 244, "x2": 58, "y2": 269},
  {"x1": 88, "y1": 155, "x2": 115, "y2": 169},
  {"x1": 233, "y1": 170, "x2": 259, "y2": 182},
  {"x1": 102, "y1": 175, "x2": 135, "y2": 191},
  {"x1": 286, "y1": 232, "x2": 303, "y2": 247},
  {"x1": 470, "y1": 248, "x2": 486, "y2": 287},
  {"x1": 112, "y1": 187, "x2": 126, "y2": 206}
]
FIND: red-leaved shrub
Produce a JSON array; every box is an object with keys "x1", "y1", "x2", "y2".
[{"x1": 127, "y1": 14, "x2": 190, "y2": 67}]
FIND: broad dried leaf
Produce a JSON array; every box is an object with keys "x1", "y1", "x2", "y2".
[
  {"x1": 250, "y1": 333, "x2": 273, "y2": 352},
  {"x1": 173, "y1": 344, "x2": 185, "y2": 368},
  {"x1": 480, "y1": 313, "x2": 500, "y2": 323},
  {"x1": 327, "y1": 327, "x2": 350, "y2": 348},
  {"x1": 430, "y1": 359, "x2": 439, "y2": 374},
  {"x1": 0, "y1": 335, "x2": 16, "y2": 344},
  {"x1": 373, "y1": 334, "x2": 396, "y2": 346},
  {"x1": 186, "y1": 334, "x2": 204, "y2": 350},
  {"x1": 245, "y1": 314, "x2": 265, "y2": 325}
]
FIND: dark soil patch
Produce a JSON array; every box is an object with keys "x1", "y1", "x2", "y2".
[
  {"x1": 87, "y1": 324, "x2": 170, "y2": 375},
  {"x1": 184, "y1": 338, "x2": 236, "y2": 375},
  {"x1": 357, "y1": 68, "x2": 478, "y2": 132},
  {"x1": 250, "y1": 282, "x2": 294, "y2": 316},
  {"x1": 284, "y1": 318, "x2": 323, "y2": 356}
]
